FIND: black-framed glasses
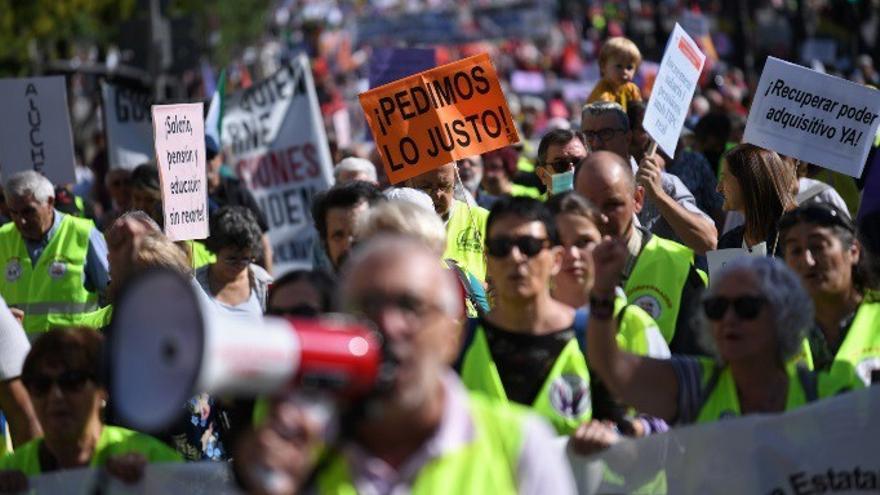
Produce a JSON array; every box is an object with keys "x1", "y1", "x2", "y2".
[
  {"x1": 547, "y1": 156, "x2": 586, "y2": 174},
  {"x1": 486, "y1": 236, "x2": 550, "y2": 258},
  {"x1": 583, "y1": 128, "x2": 626, "y2": 142},
  {"x1": 703, "y1": 296, "x2": 767, "y2": 321},
  {"x1": 348, "y1": 292, "x2": 441, "y2": 323},
  {"x1": 778, "y1": 203, "x2": 855, "y2": 235},
  {"x1": 25, "y1": 370, "x2": 94, "y2": 397}
]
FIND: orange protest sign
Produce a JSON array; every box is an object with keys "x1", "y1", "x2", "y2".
[{"x1": 359, "y1": 53, "x2": 519, "y2": 185}]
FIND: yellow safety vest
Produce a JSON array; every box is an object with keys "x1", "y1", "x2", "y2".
[
  {"x1": 444, "y1": 200, "x2": 489, "y2": 282},
  {"x1": 0, "y1": 425, "x2": 181, "y2": 475},
  {"x1": 0, "y1": 215, "x2": 99, "y2": 335},
  {"x1": 625, "y1": 234, "x2": 705, "y2": 344},
  {"x1": 315, "y1": 393, "x2": 523, "y2": 495},
  {"x1": 821, "y1": 298, "x2": 880, "y2": 394}
]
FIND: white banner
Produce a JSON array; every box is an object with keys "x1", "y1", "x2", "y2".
[
  {"x1": 744, "y1": 57, "x2": 880, "y2": 178},
  {"x1": 101, "y1": 82, "x2": 154, "y2": 170},
  {"x1": 643, "y1": 23, "x2": 706, "y2": 158},
  {"x1": 573, "y1": 386, "x2": 880, "y2": 494},
  {"x1": 223, "y1": 55, "x2": 334, "y2": 276},
  {"x1": 152, "y1": 103, "x2": 209, "y2": 241},
  {"x1": 29, "y1": 460, "x2": 239, "y2": 494},
  {"x1": 0, "y1": 75, "x2": 76, "y2": 185}
]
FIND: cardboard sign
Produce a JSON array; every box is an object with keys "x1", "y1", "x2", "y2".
[
  {"x1": 706, "y1": 247, "x2": 765, "y2": 284},
  {"x1": 743, "y1": 57, "x2": 880, "y2": 179},
  {"x1": 0, "y1": 76, "x2": 76, "y2": 185},
  {"x1": 359, "y1": 53, "x2": 519, "y2": 184},
  {"x1": 151, "y1": 103, "x2": 208, "y2": 241},
  {"x1": 642, "y1": 24, "x2": 706, "y2": 158},
  {"x1": 101, "y1": 81, "x2": 154, "y2": 170},
  {"x1": 223, "y1": 55, "x2": 335, "y2": 275}
]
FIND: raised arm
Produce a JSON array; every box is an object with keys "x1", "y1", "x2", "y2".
[{"x1": 587, "y1": 237, "x2": 681, "y2": 423}]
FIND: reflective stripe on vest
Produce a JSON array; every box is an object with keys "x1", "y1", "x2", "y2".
[
  {"x1": 315, "y1": 394, "x2": 523, "y2": 494},
  {"x1": 0, "y1": 215, "x2": 98, "y2": 334},
  {"x1": 825, "y1": 300, "x2": 880, "y2": 392},
  {"x1": 460, "y1": 326, "x2": 591, "y2": 435},
  {"x1": 625, "y1": 235, "x2": 698, "y2": 343},
  {"x1": 444, "y1": 200, "x2": 489, "y2": 282}
]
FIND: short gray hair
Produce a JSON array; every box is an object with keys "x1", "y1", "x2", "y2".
[
  {"x1": 582, "y1": 101, "x2": 629, "y2": 130},
  {"x1": 4, "y1": 170, "x2": 54, "y2": 204},
  {"x1": 698, "y1": 256, "x2": 813, "y2": 363},
  {"x1": 356, "y1": 200, "x2": 446, "y2": 256},
  {"x1": 341, "y1": 235, "x2": 461, "y2": 318},
  {"x1": 334, "y1": 157, "x2": 377, "y2": 184}
]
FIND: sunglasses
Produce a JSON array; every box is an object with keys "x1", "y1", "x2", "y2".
[
  {"x1": 547, "y1": 157, "x2": 585, "y2": 174},
  {"x1": 583, "y1": 128, "x2": 626, "y2": 142},
  {"x1": 486, "y1": 236, "x2": 550, "y2": 258},
  {"x1": 25, "y1": 370, "x2": 94, "y2": 397},
  {"x1": 703, "y1": 296, "x2": 767, "y2": 321}
]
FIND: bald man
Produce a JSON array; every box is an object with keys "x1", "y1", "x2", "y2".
[
  {"x1": 236, "y1": 236, "x2": 575, "y2": 494},
  {"x1": 406, "y1": 164, "x2": 489, "y2": 281},
  {"x1": 575, "y1": 151, "x2": 709, "y2": 355}
]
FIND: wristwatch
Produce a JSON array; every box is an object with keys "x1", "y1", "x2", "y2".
[{"x1": 589, "y1": 292, "x2": 615, "y2": 320}]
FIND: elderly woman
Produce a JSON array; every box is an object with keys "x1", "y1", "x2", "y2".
[
  {"x1": 586, "y1": 243, "x2": 856, "y2": 425},
  {"x1": 196, "y1": 206, "x2": 272, "y2": 322},
  {"x1": 779, "y1": 203, "x2": 880, "y2": 389},
  {"x1": 716, "y1": 144, "x2": 797, "y2": 256},
  {"x1": 0, "y1": 328, "x2": 179, "y2": 491}
]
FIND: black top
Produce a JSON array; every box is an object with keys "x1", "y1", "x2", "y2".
[
  {"x1": 209, "y1": 177, "x2": 270, "y2": 233},
  {"x1": 717, "y1": 224, "x2": 783, "y2": 258}
]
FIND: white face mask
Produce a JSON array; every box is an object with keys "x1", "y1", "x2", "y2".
[{"x1": 550, "y1": 170, "x2": 574, "y2": 194}]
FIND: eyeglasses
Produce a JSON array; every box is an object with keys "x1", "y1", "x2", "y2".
[
  {"x1": 702, "y1": 295, "x2": 767, "y2": 321},
  {"x1": 547, "y1": 156, "x2": 585, "y2": 174},
  {"x1": 348, "y1": 292, "x2": 441, "y2": 323},
  {"x1": 582, "y1": 128, "x2": 626, "y2": 143},
  {"x1": 25, "y1": 370, "x2": 94, "y2": 397},
  {"x1": 221, "y1": 256, "x2": 255, "y2": 266},
  {"x1": 778, "y1": 203, "x2": 855, "y2": 235},
  {"x1": 486, "y1": 236, "x2": 550, "y2": 258}
]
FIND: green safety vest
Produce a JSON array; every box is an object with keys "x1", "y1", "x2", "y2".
[
  {"x1": 0, "y1": 425, "x2": 181, "y2": 475},
  {"x1": 444, "y1": 200, "x2": 489, "y2": 282},
  {"x1": 315, "y1": 393, "x2": 523, "y2": 495},
  {"x1": 821, "y1": 299, "x2": 880, "y2": 395},
  {"x1": 625, "y1": 234, "x2": 704, "y2": 344},
  {"x1": 79, "y1": 305, "x2": 114, "y2": 330},
  {"x1": 691, "y1": 358, "x2": 856, "y2": 424},
  {"x1": 460, "y1": 302, "x2": 664, "y2": 435},
  {"x1": 187, "y1": 240, "x2": 216, "y2": 269},
  {"x1": 510, "y1": 183, "x2": 543, "y2": 200},
  {"x1": 0, "y1": 215, "x2": 99, "y2": 335}
]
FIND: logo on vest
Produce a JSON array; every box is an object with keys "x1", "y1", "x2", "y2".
[
  {"x1": 5, "y1": 259, "x2": 22, "y2": 282},
  {"x1": 456, "y1": 228, "x2": 483, "y2": 254},
  {"x1": 48, "y1": 260, "x2": 67, "y2": 280},
  {"x1": 548, "y1": 374, "x2": 591, "y2": 419},
  {"x1": 633, "y1": 294, "x2": 662, "y2": 320},
  {"x1": 855, "y1": 357, "x2": 880, "y2": 386},
  {"x1": 719, "y1": 410, "x2": 738, "y2": 420}
]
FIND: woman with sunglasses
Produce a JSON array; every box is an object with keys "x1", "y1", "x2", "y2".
[
  {"x1": 196, "y1": 206, "x2": 272, "y2": 322},
  {"x1": 716, "y1": 144, "x2": 797, "y2": 257},
  {"x1": 0, "y1": 328, "x2": 179, "y2": 491},
  {"x1": 585, "y1": 243, "x2": 856, "y2": 426},
  {"x1": 779, "y1": 203, "x2": 880, "y2": 389}
]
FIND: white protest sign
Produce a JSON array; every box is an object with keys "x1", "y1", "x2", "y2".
[
  {"x1": 744, "y1": 57, "x2": 880, "y2": 178},
  {"x1": 223, "y1": 54, "x2": 334, "y2": 276},
  {"x1": 101, "y1": 81, "x2": 154, "y2": 170},
  {"x1": 706, "y1": 247, "x2": 765, "y2": 284},
  {"x1": 0, "y1": 75, "x2": 76, "y2": 185},
  {"x1": 573, "y1": 387, "x2": 880, "y2": 494},
  {"x1": 151, "y1": 103, "x2": 208, "y2": 241},
  {"x1": 642, "y1": 23, "x2": 706, "y2": 158}
]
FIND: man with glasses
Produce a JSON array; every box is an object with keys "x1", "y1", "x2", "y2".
[
  {"x1": 581, "y1": 101, "x2": 717, "y2": 255},
  {"x1": 406, "y1": 163, "x2": 490, "y2": 281},
  {"x1": 457, "y1": 197, "x2": 664, "y2": 449},
  {"x1": 779, "y1": 203, "x2": 880, "y2": 389},
  {"x1": 236, "y1": 236, "x2": 575, "y2": 494},
  {"x1": 535, "y1": 129, "x2": 589, "y2": 198},
  {"x1": 575, "y1": 151, "x2": 709, "y2": 355}
]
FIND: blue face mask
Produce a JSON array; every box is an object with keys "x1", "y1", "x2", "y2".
[{"x1": 551, "y1": 170, "x2": 574, "y2": 194}]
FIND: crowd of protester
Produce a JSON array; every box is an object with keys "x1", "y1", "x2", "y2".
[{"x1": 0, "y1": 0, "x2": 879, "y2": 493}]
